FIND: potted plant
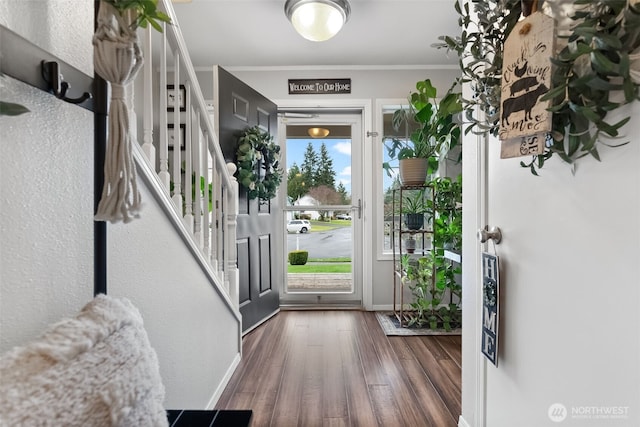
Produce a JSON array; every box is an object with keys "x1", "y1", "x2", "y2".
[
  {"x1": 383, "y1": 79, "x2": 462, "y2": 185},
  {"x1": 402, "y1": 190, "x2": 429, "y2": 230},
  {"x1": 404, "y1": 236, "x2": 417, "y2": 254},
  {"x1": 431, "y1": 175, "x2": 462, "y2": 251}
]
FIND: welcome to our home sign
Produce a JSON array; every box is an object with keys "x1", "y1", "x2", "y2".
[
  {"x1": 482, "y1": 253, "x2": 500, "y2": 366},
  {"x1": 288, "y1": 78, "x2": 351, "y2": 95}
]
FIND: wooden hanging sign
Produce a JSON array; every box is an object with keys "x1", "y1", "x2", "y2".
[
  {"x1": 481, "y1": 253, "x2": 500, "y2": 367},
  {"x1": 499, "y1": 11, "x2": 555, "y2": 158}
]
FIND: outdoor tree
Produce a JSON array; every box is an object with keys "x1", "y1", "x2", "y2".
[
  {"x1": 315, "y1": 142, "x2": 336, "y2": 189},
  {"x1": 308, "y1": 184, "x2": 341, "y2": 205},
  {"x1": 336, "y1": 182, "x2": 350, "y2": 205},
  {"x1": 287, "y1": 162, "x2": 307, "y2": 203},
  {"x1": 300, "y1": 142, "x2": 318, "y2": 189}
]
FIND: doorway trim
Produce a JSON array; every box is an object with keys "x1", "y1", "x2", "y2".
[
  {"x1": 274, "y1": 98, "x2": 373, "y2": 310},
  {"x1": 460, "y1": 86, "x2": 488, "y2": 426}
]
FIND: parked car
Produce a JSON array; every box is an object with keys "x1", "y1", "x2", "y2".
[
  {"x1": 336, "y1": 214, "x2": 352, "y2": 220},
  {"x1": 287, "y1": 219, "x2": 311, "y2": 233}
]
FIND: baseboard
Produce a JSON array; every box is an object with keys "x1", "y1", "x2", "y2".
[
  {"x1": 371, "y1": 304, "x2": 414, "y2": 311},
  {"x1": 371, "y1": 304, "x2": 394, "y2": 311},
  {"x1": 458, "y1": 415, "x2": 471, "y2": 427},
  {"x1": 206, "y1": 352, "x2": 241, "y2": 410}
]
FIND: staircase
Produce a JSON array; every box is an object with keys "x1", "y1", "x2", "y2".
[{"x1": 128, "y1": 1, "x2": 239, "y2": 309}]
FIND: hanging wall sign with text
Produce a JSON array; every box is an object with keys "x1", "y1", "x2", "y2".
[
  {"x1": 482, "y1": 253, "x2": 500, "y2": 367},
  {"x1": 499, "y1": 11, "x2": 555, "y2": 158},
  {"x1": 288, "y1": 78, "x2": 351, "y2": 95}
]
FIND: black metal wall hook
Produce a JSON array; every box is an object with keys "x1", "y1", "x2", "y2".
[{"x1": 41, "y1": 60, "x2": 92, "y2": 104}]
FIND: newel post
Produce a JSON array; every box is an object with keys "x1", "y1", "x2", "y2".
[{"x1": 225, "y1": 162, "x2": 240, "y2": 308}]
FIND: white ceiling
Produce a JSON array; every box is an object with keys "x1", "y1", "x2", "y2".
[{"x1": 169, "y1": 0, "x2": 461, "y2": 69}]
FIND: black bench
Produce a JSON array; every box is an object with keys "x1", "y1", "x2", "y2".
[{"x1": 167, "y1": 409, "x2": 252, "y2": 427}]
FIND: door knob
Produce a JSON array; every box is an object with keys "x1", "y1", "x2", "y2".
[{"x1": 477, "y1": 226, "x2": 502, "y2": 244}]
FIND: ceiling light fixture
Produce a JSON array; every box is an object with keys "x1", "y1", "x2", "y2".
[
  {"x1": 284, "y1": 0, "x2": 351, "y2": 42},
  {"x1": 308, "y1": 127, "x2": 330, "y2": 138}
]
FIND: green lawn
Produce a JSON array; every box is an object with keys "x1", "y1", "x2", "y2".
[
  {"x1": 287, "y1": 262, "x2": 351, "y2": 273},
  {"x1": 306, "y1": 219, "x2": 352, "y2": 232}
]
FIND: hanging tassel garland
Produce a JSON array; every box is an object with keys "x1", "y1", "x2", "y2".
[{"x1": 93, "y1": 1, "x2": 144, "y2": 223}]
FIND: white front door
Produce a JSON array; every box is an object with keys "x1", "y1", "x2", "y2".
[{"x1": 279, "y1": 112, "x2": 364, "y2": 307}]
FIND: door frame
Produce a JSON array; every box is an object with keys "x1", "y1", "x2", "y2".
[
  {"x1": 274, "y1": 99, "x2": 373, "y2": 310},
  {"x1": 460, "y1": 86, "x2": 489, "y2": 426},
  {"x1": 279, "y1": 112, "x2": 363, "y2": 305}
]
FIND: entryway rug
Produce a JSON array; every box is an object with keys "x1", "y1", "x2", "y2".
[{"x1": 375, "y1": 312, "x2": 461, "y2": 336}]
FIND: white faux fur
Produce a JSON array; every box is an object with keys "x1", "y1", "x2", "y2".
[{"x1": 0, "y1": 295, "x2": 168, "y2": 427}]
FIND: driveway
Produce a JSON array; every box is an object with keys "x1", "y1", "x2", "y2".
[{"x1": 287, "y1": 226, "x2": 351, "y2": 259}]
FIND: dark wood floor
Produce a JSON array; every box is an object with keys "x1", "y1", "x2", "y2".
[{"x1": 216, "y1": 311, "x2": 461, "y2": 427}]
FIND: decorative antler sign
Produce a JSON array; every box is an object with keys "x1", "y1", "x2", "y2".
[{"x1": 499, "y1": 11, "x2": 555, "y2": 158}]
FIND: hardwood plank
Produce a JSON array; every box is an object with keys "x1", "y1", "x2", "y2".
[
  {"x1": 270, "y1": 313, "x2": 308, "y2": 426},
  {"x1": 299, "y1": 348, "x2": 323, "y2": 427},
  {"x1": 338, "y1": 327, "x2": 378, "y2": 427},
  {"x1": 363, "y1": 313, "x2": 430, "y2": 426},
  {"x1": 322, "y1": 312, "x2": 348, "y2": 420},
  {"x1": 242, "y1": 314, "x2": 294, "y2": 426},
  {"x1": 420, "y1": 337, "x2": 462, "y2": 394},
  {"x1": 368, "y1": 384, "x2": 404, "y2": 427},
  {"x1": 389, "y1": 337, "x2": 457, "y2": 427},
  {"x1": 224, "y1": 391, "x2": 253, "y2": 410},
  {"x1": 438, "y1": 335, "x2": 462, "y2": 369},
  {"x1": 235, "y1": 315, "x2": 285, "y2": 394},
  {"x1": 299, "y1": 313, "x2": 324, "y2": 427},
  {"x1": 407, "y1": 337, "x2": 461, "y2": 419},
  {"x1": 323, "y1": 417, "x2": 349, "y2": 427},
  {"x1": 215, "y1": 314, "x2": 270, "y2": 407},
  {"x1": 353, "y1": 312, "x2": 388, "y2": 386},
  {"x1": 217, "y1": 311, "x2": 462, "y2": 427}
]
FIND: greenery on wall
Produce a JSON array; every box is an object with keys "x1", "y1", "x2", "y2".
[
  {"x1": 435, "y1": 0, "x2": 640, "y2": 174},
  {"x1": 102, "y1": 0, "x2": 171, "y2": 31},
  {"x1": 236, "y1": 126, "x2": 283, "y2": 201}
]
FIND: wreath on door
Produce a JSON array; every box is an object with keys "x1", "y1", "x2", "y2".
[{"x1": 235, "y1": 126, "x2": 283, "y2": 201}]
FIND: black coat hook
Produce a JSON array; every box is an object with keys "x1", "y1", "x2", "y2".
[{"x1": 41, "y1": 60, "x2": 92, "y2": 105}]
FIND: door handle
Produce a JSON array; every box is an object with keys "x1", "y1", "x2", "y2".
[
  {"x1": 477, "y1": 226, "x2": 502, "y2": 244},
  {"x1": 352, "y1": 199, "x2": 362, "y2": 219}
]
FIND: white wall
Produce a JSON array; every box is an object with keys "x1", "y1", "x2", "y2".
[
  {"x1": 107, "y1": 168, "x2": 241, "y2": 409},
  {"x1": 461, "y1": 100, "x2": 640, "y2": 425},
  {"x1": 0, "y1": 0, "x2": 94, "y2": 353},
  {"x1": 202, "y1": 67, "x2": 459, "y2": 308}
]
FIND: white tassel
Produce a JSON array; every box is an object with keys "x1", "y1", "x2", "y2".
[{"x1": 93, "y1": 1, "x2": 144, "y2": 223}]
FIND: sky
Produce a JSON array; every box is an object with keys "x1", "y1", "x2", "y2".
[{"x1": 285, "y1": 138, "x2": 353, "y2": 196}]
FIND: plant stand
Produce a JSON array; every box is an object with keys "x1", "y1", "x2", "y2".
[{"x1": 391, "y1": 184, "x2": 435, "y2": 327}]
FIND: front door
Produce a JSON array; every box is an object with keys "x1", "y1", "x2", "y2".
[
  {"x1": 214, "y1": 66, "x2": 280, "y2": 333},
  {"x1": 279, "y1": 112, "x2": 363, "y2": 306}
]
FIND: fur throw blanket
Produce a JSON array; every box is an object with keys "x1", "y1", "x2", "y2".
[{"x1": 0, "y1": 295, "x2": 168, "y2": 427}]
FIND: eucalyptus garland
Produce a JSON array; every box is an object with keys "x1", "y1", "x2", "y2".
[
  {"x1": 435, "y1": 0, "x2": 640, "y2": 174},
  {"x1": 235, "y1": 126, "x2": 283, "y2": 201}
]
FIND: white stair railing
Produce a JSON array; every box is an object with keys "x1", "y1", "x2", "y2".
[{"x1": 132, "y1": 0, "x2": 239, "y2": 307}]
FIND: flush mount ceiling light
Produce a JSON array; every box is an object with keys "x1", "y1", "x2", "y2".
[
  {"x1": 284, "y1": 0, "x2": 351, "y2": 42},
  {"x1": 308, "y1": 127, "x2": 330, "y2": 138}
]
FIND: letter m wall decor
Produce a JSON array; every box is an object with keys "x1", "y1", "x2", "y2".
[{"x1": 499, "y1": 12, "x2": 555, "y2": 158}]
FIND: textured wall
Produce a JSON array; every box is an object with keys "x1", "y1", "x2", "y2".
[
  {"x1": 0, "y1": 0, "x2": 94, "y2": 76},
  {"x1": 107, "y1": 177, "x2": 241, "y2": 409},
  {"x1": 0, "y1": 77, "x2": 94, "y2": 352}
]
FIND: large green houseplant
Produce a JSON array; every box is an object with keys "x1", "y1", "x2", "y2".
[{"x1": 383, "y1": 79, "x2": 462, "y2": 185}]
